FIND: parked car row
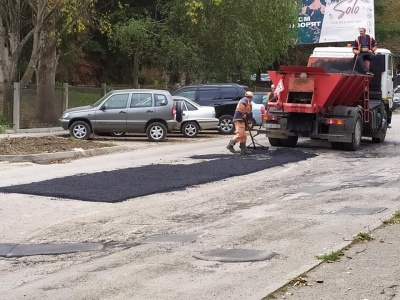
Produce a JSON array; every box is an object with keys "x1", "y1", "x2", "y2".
[{"x1": 59, "y1": 86, "x2": 269, "y2": 142}]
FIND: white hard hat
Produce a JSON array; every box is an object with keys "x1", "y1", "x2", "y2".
[{"x1": 245, "y1": 91, "x2": 253, "y2": 97}]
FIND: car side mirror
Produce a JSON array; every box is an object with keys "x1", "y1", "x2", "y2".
[{"x1": 100, "y1": 105, "x2": 107, "y2": 110}]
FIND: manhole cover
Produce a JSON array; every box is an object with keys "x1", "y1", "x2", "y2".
[
  {"x1": 332, "y1": 207, "x2": 388, "y2": 215},
  {"x1": 0, "y1": 242, "x2": 104, "y2": 258},
  {"x1": 193, "y1": 249, "x2": 277, "y2": 263},
  {"x1": 141, "y1": 233, "x2": 201, "y2": 244}
]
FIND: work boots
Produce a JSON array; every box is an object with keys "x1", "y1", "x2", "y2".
[
  {"x1": 239, "y1": 143, "x2": 251, "y2": 155},
  {"x1": 226, "y1": 140, "x2": 236, "y2": 153}
]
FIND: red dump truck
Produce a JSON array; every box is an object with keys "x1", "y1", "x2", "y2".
[{"x1": 258, "y1": 47, "x2": 399, "y2": 150}]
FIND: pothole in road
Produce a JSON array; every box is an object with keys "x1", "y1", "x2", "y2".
[
  {"x1": 0, "y1": 242, "x2": 104, "y2": 258},
  {"x1": 193, "y1": 249, "x2": 277, "y2": 263},
  {"x1": 331, "y1": 206, "x2": 388, "y2": 215}
]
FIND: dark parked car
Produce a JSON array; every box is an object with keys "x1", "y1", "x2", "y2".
[{"x1": 172, "y1": 83, "x2": 246, "y2": 134}]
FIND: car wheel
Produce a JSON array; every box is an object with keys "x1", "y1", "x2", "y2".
[
  {"x1": 110, "y1": 132, "x2": 126, "y2": 137},
  {"x1": 70, "y1": 121, "x2": 91, "y2": 140},
  {"x1": 146, "y1": 122, "x2": 167, "y2": 142},
  {"x1": 218, "y1": 114, "x2": 234, "y2": 134},
  {"x1": 182, "y1": 122, "x2": 199, "y2": 138}
]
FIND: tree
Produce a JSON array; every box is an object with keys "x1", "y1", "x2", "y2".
[
  {"x1": 164, "y1": 0, "x2": 298, "y2": 82},
  {"x1": 0, "y1": 0, "x2": 31, "y2": 123}
]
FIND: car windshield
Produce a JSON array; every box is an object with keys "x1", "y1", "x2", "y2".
[{"x1": 91, "y1": 92, "x2": 113, "y2": 107}]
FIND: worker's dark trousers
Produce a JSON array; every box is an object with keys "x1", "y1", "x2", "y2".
[{"x1": 356, "y1": 52, "x2": 375, "y2": 73}]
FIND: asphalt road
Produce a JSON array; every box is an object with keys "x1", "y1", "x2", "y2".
[{"x1": 0, "y1": 115, "x2": 400, "y2": 300}]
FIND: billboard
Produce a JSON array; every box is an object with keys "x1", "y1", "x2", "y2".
[{"x1": 297, "y1": 0, "x2": 375, "y2": 44}]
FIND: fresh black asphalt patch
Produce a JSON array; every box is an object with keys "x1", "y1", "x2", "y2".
[{"x1": 0, "y1": 148, "x2": 316, "y2": 203}]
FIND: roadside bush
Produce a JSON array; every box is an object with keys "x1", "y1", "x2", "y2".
[{"x1": 0, "y1": 114, "x2": 10, "y2": 133}]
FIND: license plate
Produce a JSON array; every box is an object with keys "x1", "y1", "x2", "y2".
[{"x1": 263, "y1": 123, "x2": 281, "y2": 129}]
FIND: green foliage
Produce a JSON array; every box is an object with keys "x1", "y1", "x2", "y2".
[
  {"x1": 383, "y1": 211, "x2": 400, "y2": 224},
  {"x1": 316, "y1": 250, "x2": 343, "y2": 262},
  {"x1": 165, "y1": 0, "x2": 298, "y2": 82},
  {"x1": 0, "y1": 114, "x2": 9, "y2": 127},
  {"x1": 355, "y1": 232, "x2": 373, "y2": 242},
  {"x1": 68, "y1": 89, "x2": 103, "y2": 107},
  {"x1": 0, "y1": 114, "x2": 10, "y2": 132}
]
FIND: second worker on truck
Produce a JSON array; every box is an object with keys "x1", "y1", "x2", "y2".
[{"x1": 353, "y1": 27, "x2": 377, "y2": 75}]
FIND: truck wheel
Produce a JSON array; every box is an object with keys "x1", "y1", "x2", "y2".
[
  {"x1": 146, "y1": 122, "x2": 167, "y2": 142},
  {"x1": 372, "y1": 111, "x2": 387, "y2": 143},
  {"x1": 181, "y1": 121, "x2": 199, "y2": 138},
  {"x1": 280, "y1": 136, "x2": 298, "y2": 147},
  {"x1": 331, "y1": 142, "x2": 344, "y2": 150},
  {"x1": 343, "y1": 114, "x2": 362, "y2": 151},
  {"x1": 218, "y1": 115, "x2": 234, "y2": 134},
  {"x1": 268, "y1": 138, "x2": 281, "y2": 146},
  {"x1": 70, "y1": 121, "x2": 91, "y2": 140}
]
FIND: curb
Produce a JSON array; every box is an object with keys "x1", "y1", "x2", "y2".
[
  {"x1": 4, "y1": 127, "x2": 65, "y2": 134},
  {"x1": 0, "y1": 146, "x2": 128, "y2": 164}
]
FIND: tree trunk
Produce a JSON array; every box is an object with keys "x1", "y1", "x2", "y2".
[
  {"x1": 36, "y1": 20, "x2": 58, "y2": 125},
  {"x1": 132, "y1": 52, "x2": 139, "y2": 88}
]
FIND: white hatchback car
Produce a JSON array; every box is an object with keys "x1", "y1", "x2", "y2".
[{"x1": 173, "y1": 96, "x2": 219, "y2": 138}]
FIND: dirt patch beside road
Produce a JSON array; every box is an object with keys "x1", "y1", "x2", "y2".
[{"x1": 0, "y1": 136, "x2": 115, "y2": 155}]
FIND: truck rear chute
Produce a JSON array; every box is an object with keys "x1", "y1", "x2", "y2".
[{"x1": 268, "y1": 66, "x2": 371, "y2": 114}]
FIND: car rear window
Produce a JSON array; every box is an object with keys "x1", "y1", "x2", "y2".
[
  {"x1": 185, "y1": 100, "x2": 198, "y2": 111},
  {"x1": 155, "y1": 94, "x2": 168, "y2": 106},
  {"x1": 175, "y1": 90, "x2": 197, "y2": 101}
]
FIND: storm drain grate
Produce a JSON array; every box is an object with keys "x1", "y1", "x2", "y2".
[
  {"x1": 193, "y1": 249, "x2": 277, "y2": 263},
  {"x1": 0, "y1": 242, "x2": 104, "y2": 258},
  {"x1": 141, "y1": 233, "x2": 201, "y2": 244},
  {"x1": 332, "y1": 206, "x2": 388, "y2": 215}
]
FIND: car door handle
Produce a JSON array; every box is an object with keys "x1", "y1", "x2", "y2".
[
  {"x1": 146, "y1": 110, "x2": 154, "y2": 113},
  {"x1": 119, "y1": 111, "x2": 126, "y2": 114}
]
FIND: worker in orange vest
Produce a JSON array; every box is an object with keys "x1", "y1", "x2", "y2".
[{"x1": 352, "y1": 27, "x2": 377, "y2": 76}]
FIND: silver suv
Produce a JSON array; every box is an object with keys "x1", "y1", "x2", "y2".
[{"x1": 59, "y1": 89, "x2": 180, "y2": 141}]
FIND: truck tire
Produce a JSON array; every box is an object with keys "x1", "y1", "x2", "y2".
[
  {"x1": 343, "y1": 114, "x2": 362, "y2": 151},
  {"x1": 181, "y1": 121, "x2": 199, "y2": 138},
  {"x1": 280, "y1": 136, "x2": 298, "y2": 147},
  {"x1": 146, "y1": 122, "x2": 167, "y2": 142},
  {"x1": 218, "y1": 115, "x2": 234, "y2": 134},
  {"x1": 372, "y1": 111, "x2": 387, "y2": 143},
  {"x1": 70, "y1": 121, "x2": 91, "y2": 140},
  {"x1": 331, "y1": 142, "x2": 344, "y2": 150},
  {"x1": 268, "y1": 137, "x2": 281, "y2": 146}
]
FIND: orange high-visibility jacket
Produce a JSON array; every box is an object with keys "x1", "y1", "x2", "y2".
[{"x1": 353, "y1": 35, "x2": 377, "y2": 54}]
